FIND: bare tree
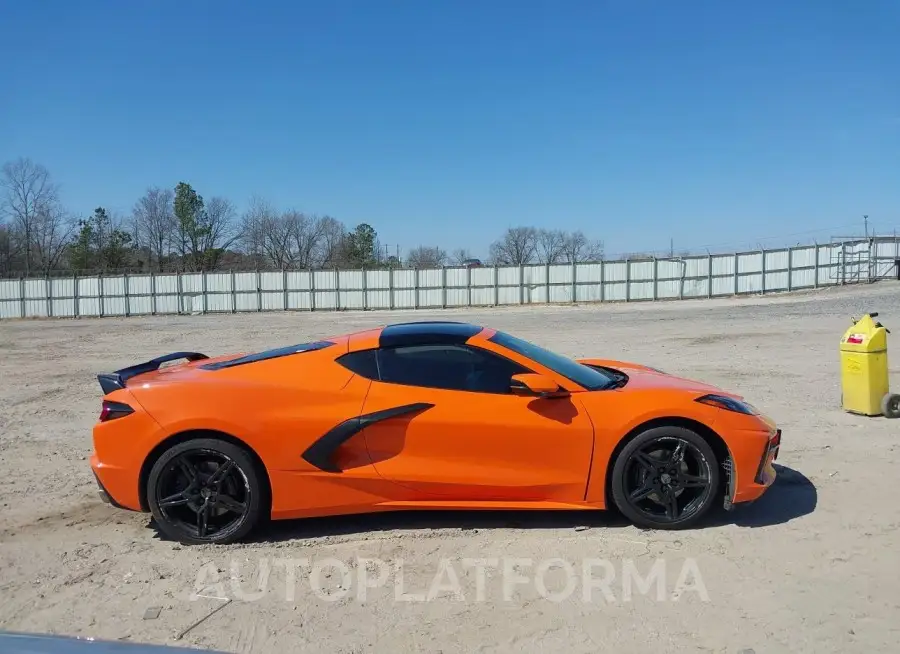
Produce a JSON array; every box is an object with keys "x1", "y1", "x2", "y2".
[
  {"x1": 132, "y1": 187, "x2": 175, "y2": 271},
  {"x1": 238, "y1": 199, "x2": 349, "y2": 270},
  {"x1": 265, "y1": 212, "x2": 297, "y2": 269},
  {"x1": 283, "y1": 212, "x2": 320, "y2": 269},
  {"x1": 1, "y1": 158, "x2": 60, "y2": 275},
  {"x1": 451, "y1": 248, "x2": 475, "y2": 265},
  {"x1": 406, "y1": 245, "x2": 447, "y2": 268},
  {"x1": 31, "y1": 203, "x2": 75, "y2": 273},
  {"x1": 0, "y1": 223, "x2": 15, "y2": 274},
  {"x1": 202, "y1": 196, "x2": 240, "y2": 269},
  {"x1": 238, "y1": 195, "x2": 277, "y2": 268},
  {"x1": 536, "y1": 229, "x2": 567, "y2": 264},
  {"x1": 315, "y1": 216, "x2": 346, "y2": 267},
  {"x1": 488, "y1": 226, "x2": 538, "y2": 265},
  {"x1": 561, "y1": 230, "x2": 603, "y2": 262}
]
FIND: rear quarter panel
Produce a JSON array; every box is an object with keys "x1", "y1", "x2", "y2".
[
  {"x1": 127, "y1": 350, "x2": 366, "y2": 474},
  {"x1": 91, "y1": 388, "x2": 167, "y2": 509}
]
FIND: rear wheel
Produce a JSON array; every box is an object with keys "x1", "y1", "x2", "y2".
[
  {"x1": 147, "y1": 438, "x2": 262, "y2": 545},
  {"x1": 611, "y1": 426, "x2": 720, "y2": 530}
]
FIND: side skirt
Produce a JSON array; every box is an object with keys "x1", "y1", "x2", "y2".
[{"x1": 357, "y1": 500, "x2": 602, "y2": 512}]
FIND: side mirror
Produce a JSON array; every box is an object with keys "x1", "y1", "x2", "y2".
[{"x1": 510, "y1": 373, "x2": 569, "y2": 398}]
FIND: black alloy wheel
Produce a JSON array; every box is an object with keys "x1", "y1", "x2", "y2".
[
  {"x1": 147, "y1": 438, "x2": 263, "y2": 545},
  {"x1": 611, "y1": 426, "x2": 720, "y2": 530}
]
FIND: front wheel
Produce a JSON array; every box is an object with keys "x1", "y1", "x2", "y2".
[
  {"x1": 611, "y1": 426, "x2": 720, "y2": 530},
  {"x1": 147, "y1": 438, "x2": 263, "y2": 545}
]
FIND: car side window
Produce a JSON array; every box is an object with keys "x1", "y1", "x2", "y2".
[
  {"x1": 376, "y1": 344, "x2": 530, "y2": 394},
  {"x1": 336, "y1": 350, "x2": 379, "y2": 380}
]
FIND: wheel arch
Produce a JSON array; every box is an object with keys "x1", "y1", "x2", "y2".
[
  {"x1": 602, "y1": 416, "x2": 732, "y2": 507},
  {"x1": 138, "y1": 429, "x2": 272, "y2": 513}
]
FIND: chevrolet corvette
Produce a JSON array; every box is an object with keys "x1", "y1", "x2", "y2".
[{"x1": 91, "y1": 321, "x2": 781, "y2": 544}]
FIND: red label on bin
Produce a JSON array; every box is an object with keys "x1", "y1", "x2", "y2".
[{"x1": 846, "y1": 334, "x2": 865, "y2": 344}]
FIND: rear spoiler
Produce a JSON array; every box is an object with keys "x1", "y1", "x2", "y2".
[{"x1": 97, "y1": 352, "x2": 209, "y2": 395}]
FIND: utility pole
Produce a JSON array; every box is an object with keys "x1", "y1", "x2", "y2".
[
  {"x1": 669, "y1": 238, "x2": 674, "y2": 258},
  {"x1": 864, "y1": 215, "x2": 869, "y2": 239}
]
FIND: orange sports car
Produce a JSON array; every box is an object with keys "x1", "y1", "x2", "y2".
[{"x1": 91, "y1": 321, "x2": 781, "y2": 544}]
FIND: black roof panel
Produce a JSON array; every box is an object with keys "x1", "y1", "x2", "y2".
[{"x1": 379, "y1": 321, "x2": 483, "y2": 348}]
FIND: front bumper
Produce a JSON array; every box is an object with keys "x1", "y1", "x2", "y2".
[
  {"x1": 754, "y1": 428, "x2": 781, "y2": 485},
  {"x1": 727, "y1": 427, "x2": 781, "y2": 506}
]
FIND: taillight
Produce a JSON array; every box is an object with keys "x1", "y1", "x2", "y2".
[{"x1": 99, "y1": 400, "x2": 134, "y2": 422}]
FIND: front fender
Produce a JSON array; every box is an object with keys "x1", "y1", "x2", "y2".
[{"x1": 581, "y1": 392, "x2": 722, "y2": 506}]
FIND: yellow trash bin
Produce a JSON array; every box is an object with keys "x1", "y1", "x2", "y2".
[{"x1": 840, "y1": 312, "x2": 899, "y2": 418}]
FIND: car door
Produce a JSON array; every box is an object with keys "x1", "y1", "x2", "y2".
[{"x1": 357, "y1": 343, "x2": 595, "y2": 502}]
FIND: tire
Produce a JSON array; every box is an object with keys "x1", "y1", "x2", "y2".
[
  {"x1": 611, "y1": 426, "x2": 720, "y2": 530},
  {"x1": 882, "y1": 393, "x2": 900, "y2": 419},
  {"x1": 147, "y1": 438, "x2": 263, "y2": 545}
]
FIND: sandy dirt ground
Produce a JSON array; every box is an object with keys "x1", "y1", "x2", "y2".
[{"x1": 1, "y1": 283, "x2": 899, "y2": 653}]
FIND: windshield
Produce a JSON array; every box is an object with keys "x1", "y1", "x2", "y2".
[{"x1": 488, "y1": 330, "x2": 617, "y2": 391}]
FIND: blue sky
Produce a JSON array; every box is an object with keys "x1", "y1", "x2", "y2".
[{"x1": 1, "y1": 0, "x2": 898, "y2": 258}]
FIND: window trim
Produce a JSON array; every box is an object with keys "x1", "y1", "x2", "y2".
[
  {"x1": 342, "y1": 343, "x2": 536, "y2": 394},
  {"x1": 486, "y1": 330, "x2": 617, "y2": 391}
]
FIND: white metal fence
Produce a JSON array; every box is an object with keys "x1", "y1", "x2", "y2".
[{"x1": 1, "y1": 238, "x2": 898, "y2": 320}]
